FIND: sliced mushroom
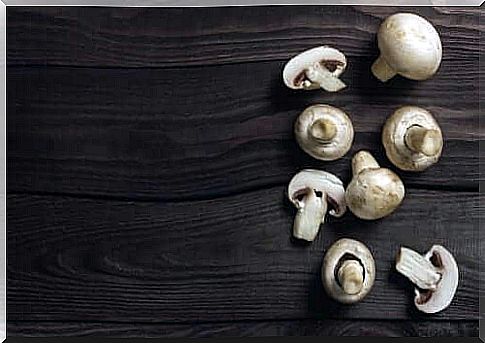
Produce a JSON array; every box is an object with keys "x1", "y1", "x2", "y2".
[
  {"x1": 288, "y1": 170, "x2": 346, "y2": 242},
  {"x1": 283, "y1": 46, "x2": 347, "y2": 92},
  {"x1": 382, "y1": 106, "x2": 443, "y2": 172},
  {"x1": 295, "y1": 105, "x2": 354, "y2": 161},
  {"x1": 372, "y1": 13, "x2": 442, "y2": 82},
  {"x1": 396, "y1": 245, "x2": 459, "y2": 314},
  {"x1": 345, "y1": 151, "x2": 405, "y2": 220},
  {"x1": 322, "y1": 238, "x2": 375, "y2": 304}
]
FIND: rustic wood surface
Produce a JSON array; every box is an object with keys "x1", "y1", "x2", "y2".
[
  {"x1": 7, "y1": 5, "x2": 482, "y2": 337},
  {"x1": 6, "y1": 320, "x2": 479, "y2": 337}
]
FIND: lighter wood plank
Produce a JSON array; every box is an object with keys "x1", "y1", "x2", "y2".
[{"x1": 6, "y1": 6, "x2": 481, "y2": 67}]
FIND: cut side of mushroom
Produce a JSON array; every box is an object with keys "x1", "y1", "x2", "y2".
[
  {"x1": 345, "y1": 151, "x2": 405, "y2": 220},
  {"x1": 322, "y1": 238, "x2": 375, "y2": 304},
  {"x1": 288, "y1": 170, "x2": 346, "y2": 242},
  {"x1": 283, "y1": 46, "x2": 347, "y2": 92},
  {"x1": 382, "y1": 106, "x2": 443, "y2": 172},
  {"x1": 372, "y1": 13, "x2": 442, "y2": 82},
  {"x1": 396, "y1": 245, "x2": 459, "y2": 314},
  {"x1": 295, "y1": 105, "x2": 354, "y2": 161}
]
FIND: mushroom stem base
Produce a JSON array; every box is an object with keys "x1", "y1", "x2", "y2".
[
  {"x1": 405, "y1": 125, "x2": 442, "y2": 157},
  {"x1": 338, "y1": 260, "x2": 364, "y2": 295},
  {"x1": 396, "y1": 247, "x2": 441, "y2": 291},
  {"x1": 372, "y1": 55, "x2": 398, "y2": 82},
  {"x1": 309, "y1": 119, "x2": 337, "y2": 142}
]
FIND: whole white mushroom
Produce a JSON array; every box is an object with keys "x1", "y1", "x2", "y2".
[
  {"x1": 345, "y1": 151, "x2": 405, "y2": 220},
  {"x1": 372, "y1": 13, "x2": 442, "y2": 82},
  {"x1": 294, "y1": 105, "x2": 354, "y2": 161}
]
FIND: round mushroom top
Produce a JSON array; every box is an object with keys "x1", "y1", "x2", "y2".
[
  {"x1": 295, "y1": 105, "x2": 354, "y2": 161},
  {"x1": 283, "y1": 46, "x2": 347, "y2": 90},
  {"x1": 377, "y1": 13, "x2": 442, "y2": 80},
  {"x1": 321, "y1": 238, "x2": 376, "y2": 304},
  {"x1": 287, "y1": 169, "x2": 346, "y2": 218},
  {"x1": 345, "y1": 167, "x2": 405, "y2": 221},
  {"x1": 415, "y1": 245, "x2": 459, "y2": 314},
  {"x1": 382, "y1": 106, "x2": 443, "y2": 172}
]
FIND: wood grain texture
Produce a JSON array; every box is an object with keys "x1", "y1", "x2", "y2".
[
  {"x1": 7, "y1": 320, "x2": 479, "y2": 337},
  {"x1": 8, "y1": 60, "x2": 479, "y2": 200},
  {"x1": 7, "y1": 190, "x2": 481, "y2": 323},
  {"x1": 6, "y1": 6, "x2": 482, "y2": 68},
  {"x1": 7, "y1": 5, "x2": 481, "y2": 337}
]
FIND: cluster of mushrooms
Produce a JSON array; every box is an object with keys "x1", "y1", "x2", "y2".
[{"x1": 283, "y1": 13, "x2": 459, "y2": 314}]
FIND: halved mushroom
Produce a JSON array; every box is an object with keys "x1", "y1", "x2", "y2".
[
  {"x1": 322, "y1": 238, "x2": 375, "y2": 304},
  {"x1": 372, "y1": 13, "x2": 442, "y2": 82},
  {"x1": 295, "y1": 104, "x2": 354, "y2": 161},
  {"x1": 382, "y1": 106, "x2": 443, "y2": 172},
  {"x1": 396, "y1": 245, "x2": 459, "y2": 314},
  {"x1": 345, "y1": 151, "x2": 405, "y2": 220},
  {"x1": 288, "y1": 170, "x2": 346, "y2": 242},
  {"x1": 283, "y1": 46, "x2": 347, "y2": 92}
]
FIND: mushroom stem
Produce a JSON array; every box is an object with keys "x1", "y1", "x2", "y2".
[
  {"x1": 309, "y1": 119, "x2": 337, "y2": 142},
  {"x1": 396, "y1": 247, "x2": 441, "y2": 291},
  {"x1": 293, "y1": 189, "x2": 327, "y2": 241},
  {"x1": 351, "y1": 150, "x2": 380, "y2": 176},
  {"x1": 405, "y1": 125, "x2": 442, "y2": 157},
  {"x1": 338, "y1": 260, "x2": 364, "y2": 295},
  {"x1": 371, "y1": 55, "x2": 398, "y2": 82},
  {"x1": 305, "y1": 62, "x2": 347, "y2": 92}
]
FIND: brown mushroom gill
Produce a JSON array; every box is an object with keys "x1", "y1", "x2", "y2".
[
  {"x1": 293, "y1": 60, "x2": 345, "y2": 87},
  {"x1": 293, "y1": 188, "x2": 342, "y2": 215}
]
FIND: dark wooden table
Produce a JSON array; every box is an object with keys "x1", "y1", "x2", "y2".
[{"x1": 6, "y1": 6, "x2": 481, "y2": 337}]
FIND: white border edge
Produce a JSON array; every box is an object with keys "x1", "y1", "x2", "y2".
[
  {"x1": 2, "y1": 0, "x2": 485, "y2": 6},
  {"x1": 0, "y1": 1, "x2": 5, "y2": 342}
]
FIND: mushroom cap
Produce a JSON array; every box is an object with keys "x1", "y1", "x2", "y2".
[
  {"x1": 321, "y1": 238, "x2": 376, "y2": 304},
  {"x1": 295, "y1": 105, "x2": 354, "y2": 161},
  {"x1": 283, "y1": 46, "x2": 347, "y2": 90},
  {"x1": 345, "y1": 167, "x2": 405, "y2": 220},
  {"x1": 382, "y1": 106, "x2": 443, "y2": 172},
  {"x1": 377, "y1": 13, "x2": 442, "y2": 81},
  {"x1": 415, "y1": 245, "x2": 459, "y2": 314},
  {"x1": 288, "y1": 169, "x2": 346, "y2": 218}
]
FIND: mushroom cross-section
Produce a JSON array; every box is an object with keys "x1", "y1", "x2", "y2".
[
  {"x1": 396, "y1": 245, "x2": 459, "y2": 314},
  {"x1": 322, "y1": 238, "x2": 375, "y2": 304},
  {"x1": 371, "y1": 13, "x2": 442, "y2": 82},
  {"x1": 287, "y1": 170, "x2": 346, "y2": 242},
  {"x1": 382, "y1": 106, "x2": 443, "y2": 172},
  {"x1": 295, "y1": 104, "x2": 354, "y2": 161},
  {"x1": 345, "y1": 151, "x2": 405, "y2": 220},
  {"x1": 283, "y1": 46, "x2": 347, "y2": 92}
]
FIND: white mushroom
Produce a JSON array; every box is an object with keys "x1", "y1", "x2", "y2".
[
  {"x1": 288, "y1": 170, "x2": 346, "y2": 242},
  {"x1": 382, "y1": 106, "x2": 443, "y2": 172},
  {"x1": 345, "y1": 151, "x2": 405, "y2": 220},
  {"x1": 295, "y1": 105, "x2": 354, "y2": 161},
  {"x1": 396, "y1": 245, "x2": 459, "y2": 314},
  {"x1": 371, "y1": 13, "x2": 442, "y2": 82},
  {"x1": 322, "y1": 238, "x2": 375, "y2": 304},
  {"x1": 283, "y1": 46, "x2": 347, "y2": 92}
]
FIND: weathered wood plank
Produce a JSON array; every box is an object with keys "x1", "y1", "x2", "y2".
[
  {"x1": 7, "y1": 63, "x2": 480, "y2": 200},
  {"x1": 6, "y1": 320, "x2": 479, "y2": 337},
  {"x1": 6, "y1": 6, "x2": 481, "y2": 68},
  {"x1": 7, "y1": 190, "x2": 480, "y2": 322}
]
